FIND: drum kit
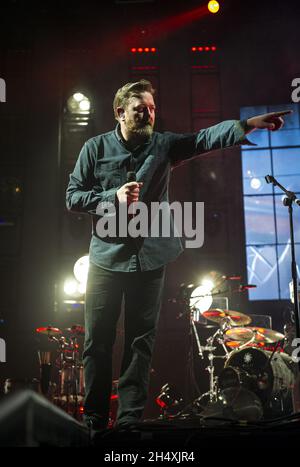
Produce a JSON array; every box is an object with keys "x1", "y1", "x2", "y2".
[
  {"x1": 189, "y1": 307, "x2": 296, "y2": 420},
  {"x1": 36, "y1": 307, "x2": 296, "y2": 424},
  {"x1": 36, "y1": 324, "x2": 85, "y2": 420}
]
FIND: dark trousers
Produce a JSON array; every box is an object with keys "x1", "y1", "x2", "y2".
[{"x1": 83, "y1": 261, "x2": 165, "y2": 427}]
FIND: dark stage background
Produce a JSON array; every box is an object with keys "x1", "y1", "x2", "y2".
[{"x1": 0, "y1": 0, "x2": 299, "y2": 419}]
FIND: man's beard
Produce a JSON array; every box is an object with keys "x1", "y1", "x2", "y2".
[{"x1": 125, "y1": 118, "x2": 153, "y2": 141}]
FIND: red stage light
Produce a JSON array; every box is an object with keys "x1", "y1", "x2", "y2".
[
  {"x1": 205, "y1": 46, "x2": 210, "y2": 51},
  {"x1": 131, "y1": 48, "x2": 137, "y2": 53},
  {"x1": 198, "y1": 46, "x2": 203, "y2": 51},
  {"x1": 144, "y1": 47, "x2": 150, "y2": 52},
  {"x1": 151, "y1": 47, "x2": 156, "y2": 52},
  {"x1": 192, "y1": 47, "x2": 197, "y2": 52},
  {"x1": 211, "y1": 46, "x2": 217, "y2": 51},
  {"x1": 138, "y1": 47, "x2": 143, "y2": 52}
]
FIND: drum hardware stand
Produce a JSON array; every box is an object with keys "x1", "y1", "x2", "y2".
[
  {"x1": 265, "y1": 174, "x2": 300, "y2": 372},
  {"x1": 190, "y1": 307, "x2": 204, "y2": 360},
  {"x1": 193, "y1": 324, "x2": 229, "y2": 407}
]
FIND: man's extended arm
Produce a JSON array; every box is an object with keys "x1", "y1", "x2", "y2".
[{"x1": 168, "y1": 110, "x2": 292, "y2": 164}]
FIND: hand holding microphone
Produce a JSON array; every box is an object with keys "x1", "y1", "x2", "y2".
[{"x1": 116, "y1": 172, "x2": 143, "y2": 212}]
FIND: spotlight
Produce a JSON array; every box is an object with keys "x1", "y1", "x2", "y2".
[
  {"x1": 207, "y1": 1, "x2": 220, "y2": 14},
  {"x1": 63, "y1": 278, "x2": 80, "y2": 297},
  {"x1": 73, "y1": 255, "x2": 89, "y2": 285},
  {"x1": 67, "y1": 93, "x2": 91, "y2": 115},
  {"x1": 189, "y1": 283, "x2": 213, "y2": 315},
  {"x1": 250, "y1": 178, "x2": 262, "y2": 190}
]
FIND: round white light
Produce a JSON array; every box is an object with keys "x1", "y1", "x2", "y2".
[
  {"x1": 190, "y1": 284, "x2": 213, "y2": 314},
  {"x1": 79, "y1": 99, "x2": 91, "y2": 111},
  {"x1": 73, "y1": 92, "x2": 84, "y2": 102},
  {"x1": 73, "y1": 255, "x2": 89, "y2": 284},
  {"x1": 250, "y1": 178, "x2": 262, "y2": 190},
  {"x1": 64, "y1": 279, "x2": 79, "y2": 296}
]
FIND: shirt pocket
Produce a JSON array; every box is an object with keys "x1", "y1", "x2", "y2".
[{"x1": 95, "y1": 160, "x2": 124, "y2": 190}]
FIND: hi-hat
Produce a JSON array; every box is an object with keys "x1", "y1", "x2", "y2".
[{"x1": 202, "y1": 308, "x2": 252, "y2": 326}]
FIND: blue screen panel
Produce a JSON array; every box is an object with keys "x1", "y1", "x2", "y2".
[
  {"x1": 271, "y1": 129, "x2": 300, "y2": 147},
  {"x1": 242, "y1": 149, "x2": 272, "y2": 178},
  {"x1": 274, "y1": 195, "x2": 300, "y2": 243},
  {"x1": 277, "y1": 244, "x2": 300, "y2": 299},
  {"x1": 246, "y1": 245, "x2": 279, "y2": 300},
  {"x1": 273, "y1": 148, "x2": 300, "y2": 175},
  {"x1": 243, "y1": 176, "x2": 273, "y2": 196},
  {"x1": 244, "y1": 196, "x2": 276, "y2": 245}
]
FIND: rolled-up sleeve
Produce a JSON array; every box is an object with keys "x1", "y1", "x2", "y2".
[{"x1": 66, "y1": 141, "x2": 117, "y2": 212}]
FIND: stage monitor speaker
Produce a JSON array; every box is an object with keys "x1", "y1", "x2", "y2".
[{"x1": 0, "y1": 390, "x2": 89, "y2": 446}]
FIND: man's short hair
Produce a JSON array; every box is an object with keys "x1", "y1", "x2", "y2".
[{"x1": 113, "y1": 79, "x2": 155, "y2": 120}]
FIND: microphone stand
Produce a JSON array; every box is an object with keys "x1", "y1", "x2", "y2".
[{"x1": 265, "y1": 175, "x2": 300, "y2": 372}]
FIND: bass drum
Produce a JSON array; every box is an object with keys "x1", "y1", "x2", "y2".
[{"x1": 219, "y1": 347, "x2": 295, "y2": 406}]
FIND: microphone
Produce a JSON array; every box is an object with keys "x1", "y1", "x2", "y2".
[
  {"x1": 265, "y1": 175, "x2": 275, "y2": 185},
  {"x1": 127, "y1": 171, "x2": 136, "y2": 183},
  {"x1": 239, "y1": 284, "x2": 257, "y2": 291}
]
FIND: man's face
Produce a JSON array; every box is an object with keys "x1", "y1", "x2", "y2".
[{"x1": 122, "y1": 91, "x2": 156, "y2": 139}]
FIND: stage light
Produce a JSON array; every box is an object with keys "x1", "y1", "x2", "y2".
[
  {"x1": 73, "y1": 92, "x2": 84, "y2": 102},
  {"x1": 201, "y1": 279, "x2": 214, "y2": 291},
  {"x1": 79, "y1": 99, "x2": 90, "y2": 112},
  {"x1": 130, "y1": 47, "x2": 157, "y2": 53},
  {"x1": 207, "y1": 1, "x2": 220, "y2": 14},
  {"x1": 64, "y1": 278, "x2": 79, "y2": 296},
  {"x1": 250, "y1": 178, "x2": 262, "y2": 190},
  {"x1": 189, "y1": 283, "x2": 213, "y2": 314},
  {"x1": 73, "y1": 255, "x2": 89, "y2": 284},
  {"x1": 67, "y1": 93, "x2": 91, "y2": 115}
]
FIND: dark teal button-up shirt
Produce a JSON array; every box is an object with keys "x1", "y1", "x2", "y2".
[{"x1": 66, "y1": 120, "x2": 248, "y2": 272}]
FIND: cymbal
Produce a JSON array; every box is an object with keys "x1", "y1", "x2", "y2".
[
  {"x1": 36, "y1": 326, "x2": 62, "y2": 336},
  {"x1": 202, "y1": 308, "x2": 252, "y2": 326},
  {"x1": 225, "y1": 327, "x2": 254, "y2": 343},
  {"x1": 225, "y1": 326, "x2": 285, "y2": 345},
  {"x1": 65, "y1": 325, "x2": 85, "y2": 336},
  {"x1": 248, "y1": 327, "x2": 285, "y2": 344}
]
